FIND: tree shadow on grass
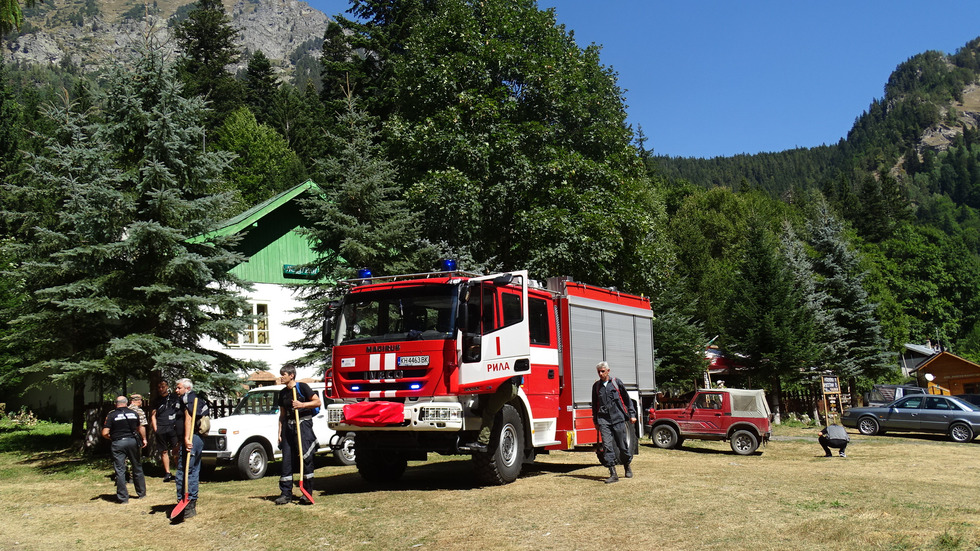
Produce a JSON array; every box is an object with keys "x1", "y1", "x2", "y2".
[
  {"x1": 17, "y1": 448, "x2": 99, "y2": 474},
  {"x1": 0, "y1": 430, "x2": 74, "y2": 454}
]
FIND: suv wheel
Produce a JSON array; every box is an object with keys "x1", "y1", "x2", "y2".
[
  {"x1": 730, "y1": 429, "x2": 759, "y2": 455},
  {"x1": 651, "y1": 425, "x2": 679, "y2": 449}
]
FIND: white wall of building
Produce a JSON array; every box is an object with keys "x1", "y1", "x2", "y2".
[{"x1": 201, "y1": 282, "x2": 322, "y2": 381}]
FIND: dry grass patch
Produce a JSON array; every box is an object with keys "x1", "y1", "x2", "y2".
[{"x1": 1, "y1": 423, "x2": 979, "y2": 550}]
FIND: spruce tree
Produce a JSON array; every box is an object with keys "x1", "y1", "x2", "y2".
[
  {"x1": 243, "y1": 50, "x2": 278, "y2": 125},
  {"x1": 807, "y1": 201, "x2": 893, "y2": 393},
  {"x1": 2, "y1": 47, "x2": 251, "y2": 438},
  {"x1": 0, "y1": 58, "x2": 22, "y2": 196},
  {"x1": 650, "y1": 276, "x2": 709, "y2": 392},
  {"x1": 172, "y1": 0, "x2": 244, "y2": 124},
  {"x1": 290, "y1": 93, "x2": 431, "y2": 368},
  {"x1": 723, "y1": 216, "x2": 815, "y2": 416}
]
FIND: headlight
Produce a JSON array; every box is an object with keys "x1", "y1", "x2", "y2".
[{"x1": 328, "y1": 408, "x2": 344, "y2": 423}]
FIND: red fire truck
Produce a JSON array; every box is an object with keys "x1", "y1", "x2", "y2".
[{"x1": 324, "y1": 269, "x2": 656, "y2": 484}]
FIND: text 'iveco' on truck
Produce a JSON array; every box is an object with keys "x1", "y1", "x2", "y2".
[{"x1": 323, "y1": 269, "x2": 657, "y2": 485}]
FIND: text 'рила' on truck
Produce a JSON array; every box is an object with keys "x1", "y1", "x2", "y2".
[{"x1": 322, "y1": 269, "x2": 657, "y2": 485}]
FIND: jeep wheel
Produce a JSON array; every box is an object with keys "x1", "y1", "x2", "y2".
[
  {"x1": 473, "y1": 404, "x2": 525, "y2": 485},
  {"x1": 857, "y1": 416, "x2": 881, "y2": 436},
  {"x1": 651, "y1": 425, "x2": 679, "y2": 449},
  {"x1": 730, "y1": 430, "x2": 759, "y2": 455},
  {"x1": 332, "y1": 433, "x2": 356, "y2": 466},
  {"x1": 356, "y1": 448, "x2": 407, "y2": 484},
  {"x1": 237, "y1": 442, "x2": 268, "y2": 479},
  {"x1": 949, "y1": 422, "x2": 974, "y2": 443}
]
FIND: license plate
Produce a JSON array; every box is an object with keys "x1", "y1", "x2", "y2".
[
  {"x1": 366, "y1": 370, "x2": 403, "y2": 380},
  {"x1": 398, "y1": 355, "x2": 430, "y2": 367}
]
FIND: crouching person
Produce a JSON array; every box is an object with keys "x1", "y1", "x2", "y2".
[{"x1": 818, "y1": 423, "x2": 850, "y2": 458}]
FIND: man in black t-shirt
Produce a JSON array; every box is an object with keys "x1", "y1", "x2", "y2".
[
  {"x1": 275, "y1": 366, "x2": 320, "y2": 505},
  {"x1": 102, "y1": 396, "x2": 147, "y2": 503},
  {"x1": 150, "y1": 380, "x2": 181, "y2": 482}
]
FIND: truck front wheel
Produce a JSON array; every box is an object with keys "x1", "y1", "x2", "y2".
[
  {"x1": 651, "y1": 425, "x2": 679, "y2": 449},
  {"x1": 356, "y1": 448, "x2": 407, "y2": 484},
  {"x1": 473, "y1": 404, "x2": 525, "y2": 485},
  {"x1": 730, "y1": 430, "x2": 759, "y2": 455}
]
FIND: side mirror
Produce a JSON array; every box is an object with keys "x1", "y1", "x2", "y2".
[
  {"x1": 492, "y1": 273, "x2": 514, "y2": 286},
  {"x1": 322, "y1": 318, "x2": 333, "y2": 345}
]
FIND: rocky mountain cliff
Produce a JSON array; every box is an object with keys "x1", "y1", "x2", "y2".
[{"x1": 2, "y1": 0, "x2": 331, "y2": 74}]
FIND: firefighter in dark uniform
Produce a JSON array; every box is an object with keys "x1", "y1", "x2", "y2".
[
  {"x1": 101, "y1": 395, "x2": 147, "y2": 503},
  {"x1": 276, "y1": 366, "x2": 320, "y2": 505},
  {"x1": 591, "y1": 361, "x2": 636, "y2": 484}
]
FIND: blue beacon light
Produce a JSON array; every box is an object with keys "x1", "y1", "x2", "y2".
[
  {"x1": 439, "y1": 259, "x2": 457, "y2": 272},
  {"x1": 356, "y1": 268, "x2": 373, "y2": 279}
]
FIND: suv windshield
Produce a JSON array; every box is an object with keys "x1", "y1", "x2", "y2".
[
  {"x1": 335, "y1": 284, "x2": 458, "y2": 345},
  {"x1": 233, "y1": 390, "x2": 279, "y2": 415}
]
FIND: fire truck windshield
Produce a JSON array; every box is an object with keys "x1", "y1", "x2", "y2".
[{"x1": 335, "y1": 285, "x2": 459, "y2": 345}]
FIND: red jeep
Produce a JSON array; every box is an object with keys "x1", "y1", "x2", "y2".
[{"x1": 646, "y1": 389, "x2": 772, "y2": 455}]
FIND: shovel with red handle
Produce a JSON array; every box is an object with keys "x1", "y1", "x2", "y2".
[
  {"x1": 169, "y1": 397, "x2": 198, "y2": 519},
  {"x1": 294, "y1": 387, "x2": 315, "y2": 504}
]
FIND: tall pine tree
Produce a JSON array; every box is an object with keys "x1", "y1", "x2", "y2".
[
  {"x1": 172, "y1": 0, "x2": 244, "y2": 124},
  {"x1": 724, "y1": 216, "x2": 815, "y2": 417},
  {"x1": 807, "y1": 200, "x2": 893, "y2": 398},
  {"x1": 3, "y1": 46, "x2": 251, "y2": 438},
  {"x1": 290, "y1": 93, "x2": 432, "y2": 369}
]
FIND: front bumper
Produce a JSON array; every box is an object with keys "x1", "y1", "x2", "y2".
[{"x1": 327, "y1": 402, "x2": 473, "y2": 432}]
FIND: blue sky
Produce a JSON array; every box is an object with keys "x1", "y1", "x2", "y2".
[{"x1": 304, "y1": 1, "x2": 980, "y2": 159}]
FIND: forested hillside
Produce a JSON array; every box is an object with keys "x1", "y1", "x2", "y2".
[
  {"x1": 3, "y1": 0, "x2": 980, "y2": 427},
  {"x1": 650, "y1": 36, "x2": 980, "y2": 395}
]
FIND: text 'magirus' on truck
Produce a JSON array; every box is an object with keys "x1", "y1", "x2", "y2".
[{"x1": 324, "y1": 268, "x2": 657, "y2": 485}]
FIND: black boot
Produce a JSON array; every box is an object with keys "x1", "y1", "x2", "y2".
[
  {"x1": 183, "y1": 500, "x2": 197, "y2": 519},
  {"x1": 604, "y1": 466, "x2": 619, "y2": 484},
  {"x1": 624, "y1": 462, "x2": 633, "y2": 478}
]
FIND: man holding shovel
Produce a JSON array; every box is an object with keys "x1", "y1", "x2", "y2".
[
  {"x1": 171, "y1": 378, "x2": 208, "y2": 520},
  {"x1": 275, "y1": 366, "x2": 320, "y2": 505}
]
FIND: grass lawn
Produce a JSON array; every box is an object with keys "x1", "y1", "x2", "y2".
[{"x1": 0, "y1": 421, "x2": 978, "y2": 550}]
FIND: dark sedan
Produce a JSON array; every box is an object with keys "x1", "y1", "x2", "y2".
[{"x1": 841, "y1": 394, "x2": 980, "y2": 443}]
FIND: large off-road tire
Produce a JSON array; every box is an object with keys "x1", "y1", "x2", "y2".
[
  {"x1": 473, "y1": 404, "x2": 525, "y2": 485},
  {"x1": 236, "y1": 442, "x2": 268, "y2": 480},
  {"x1": 651, "y1": 424, "x2": 679, "y2": 449},
  {"x1": 949, "y1": 422, "x2": 974, "y2": 443},
  {"x1": 857, "y1": 416, "x2": 881, "y2": 436},
  {"x1": 332, "y1": 433, "x2": 357, "y2": 466},
  {"x1": 356, "y1": 448, "x2": 407, "y2": 484},
  {"x1": 730, "y1": 429, "x2": 759, "y2": 455}
]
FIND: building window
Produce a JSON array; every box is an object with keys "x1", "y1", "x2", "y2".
[{"x1": 230, "y1": 303, "x2": 270, "y2": 347}]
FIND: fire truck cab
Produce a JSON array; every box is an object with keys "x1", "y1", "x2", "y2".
[{"x1": 324, "y1": 269, "x2": 656, "y2": 485}]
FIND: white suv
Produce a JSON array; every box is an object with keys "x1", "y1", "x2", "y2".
[{"x1": 202, "y1": 383, "x2": 355, "y2": 479}]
